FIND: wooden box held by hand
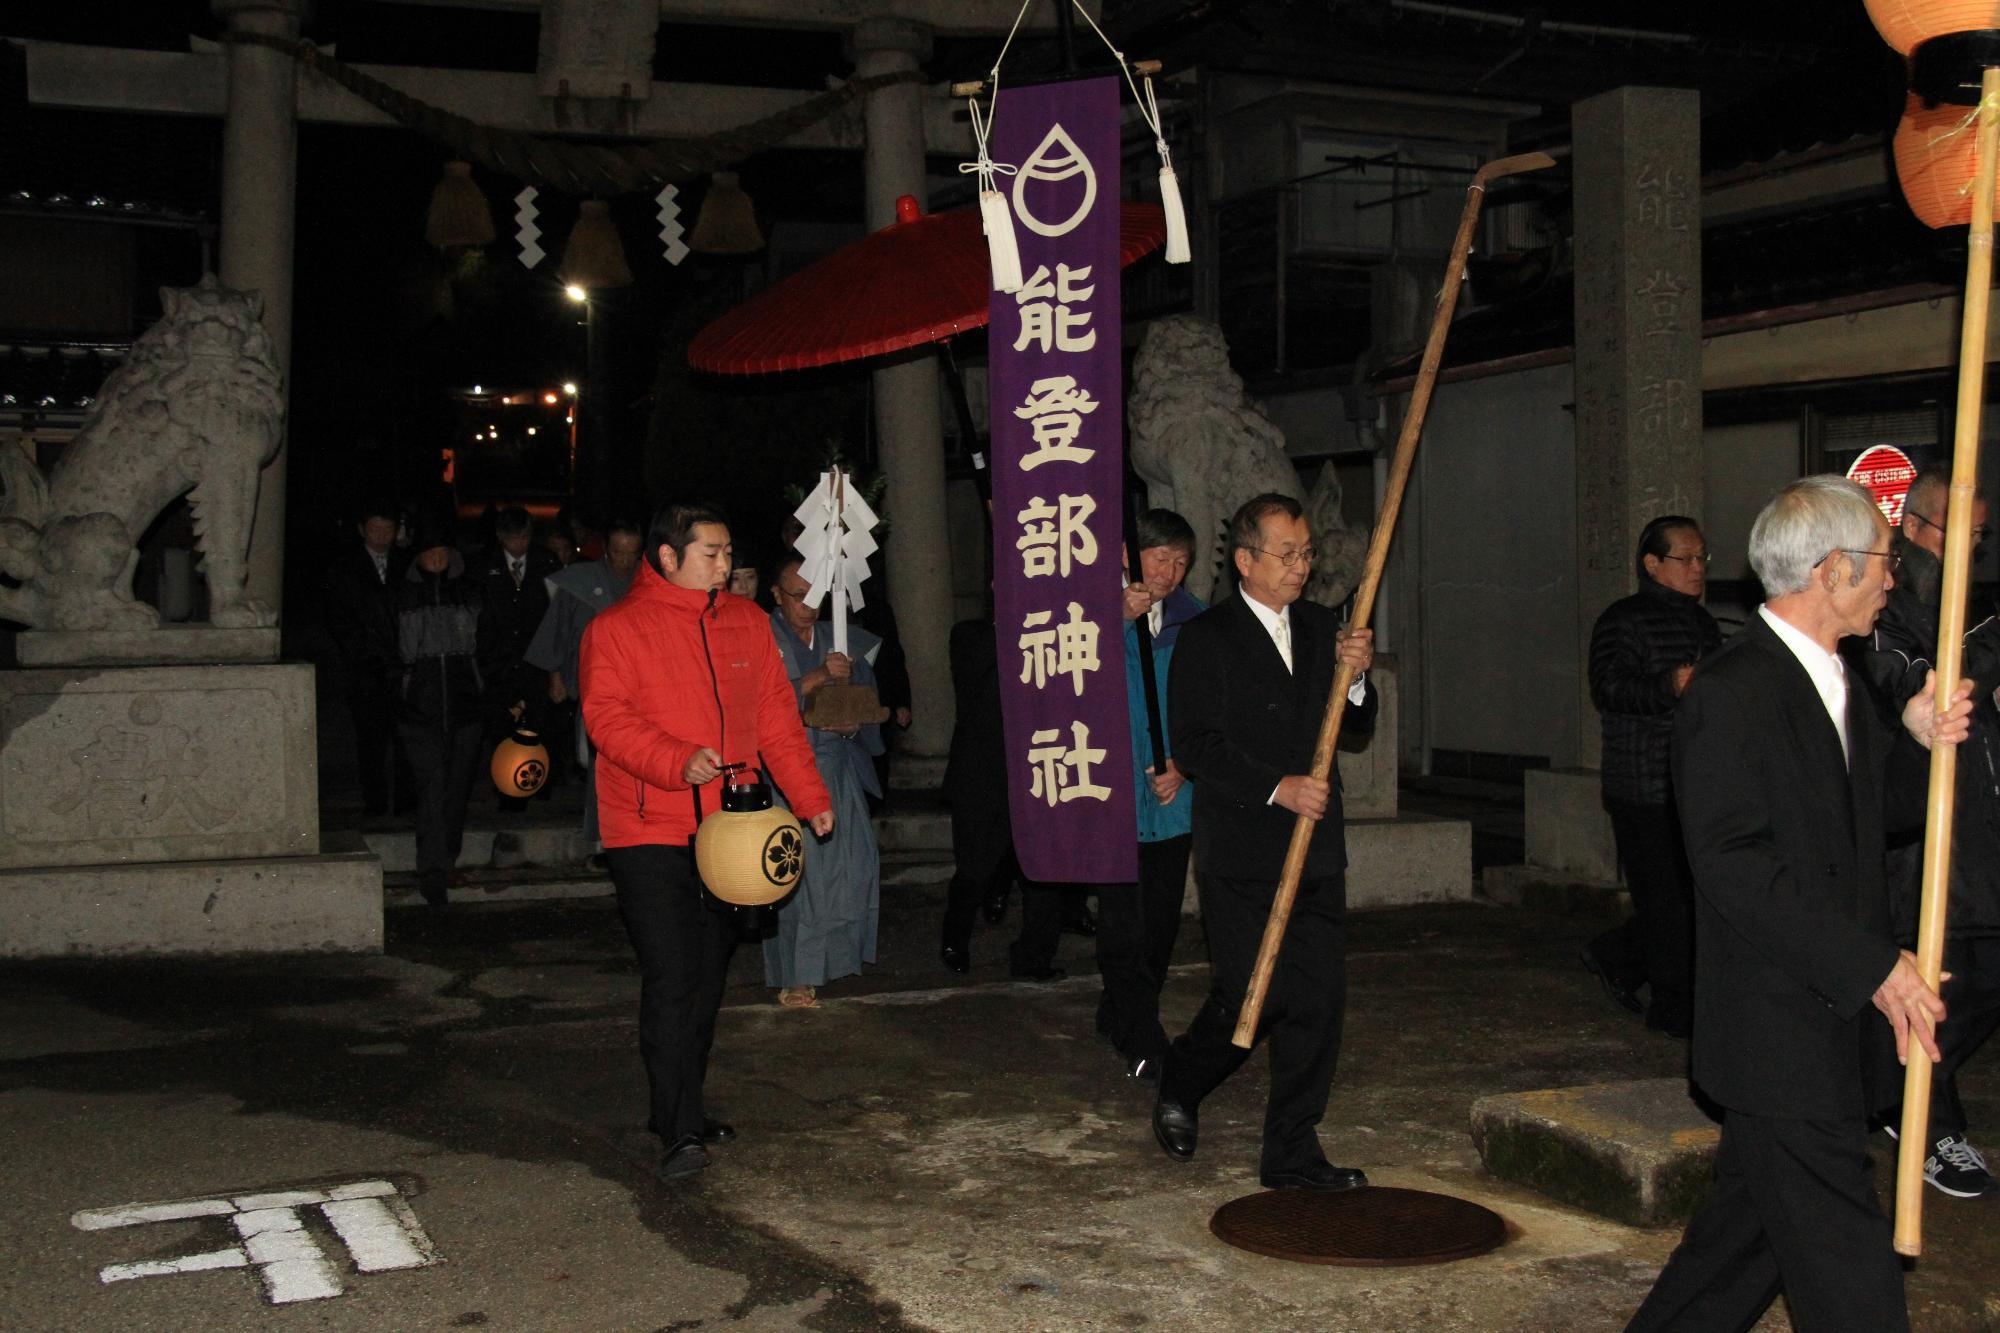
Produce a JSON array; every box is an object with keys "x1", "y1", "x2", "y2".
[{"x1": 803, "y1": 682, "x2": 889, "y2": 730}]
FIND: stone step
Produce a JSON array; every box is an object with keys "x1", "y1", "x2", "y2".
[
  {"x1": 359, "y1": 801, "x2": 956, "y2": 873},
  {"x1": 1480, "y1": 864, "x2": 1629, "y2": 914},
  {"x1": 890, "y1": 752, "x2": 947, "y2": 790},
  {"x1": 1469, "y1": 1078, "x2": 1719, "y2": 1227}
]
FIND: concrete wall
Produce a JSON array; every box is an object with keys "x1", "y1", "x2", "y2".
[{"x1": 1410, "y1": 363, "x2": 1581, "y2": 768}]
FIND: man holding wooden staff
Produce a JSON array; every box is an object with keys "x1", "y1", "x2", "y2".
[
  {"x1": 1627, "y1": 476, "x2": 1971, "y2": 1333},
  {"x1": 1853, "y1": 467, "x2": 2000, "y2": 1199},
  {"x1": 1148, "y1": 494, "x2": 1376, "y2": 1191}
]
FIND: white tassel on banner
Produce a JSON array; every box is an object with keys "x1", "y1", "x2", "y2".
[
  {"x1": 1158, "y1": 164, "x2": 1191, "y2": 264},
  {"x1": 978, "y1": 187, "x2": 1025, "y2": 292},
  {"x1": 960, "y1": 92, "x2": 1023, "y2": 293},
  {"x1": 1139, "y1": 74, "x2": 1190, "y2": 265}
]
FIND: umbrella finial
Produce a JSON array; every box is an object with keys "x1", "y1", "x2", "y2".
[{"x1": 895, "y1": 195, "x2": 922, "y2": 224}]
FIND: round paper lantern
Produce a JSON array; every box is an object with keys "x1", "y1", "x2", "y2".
[
  {"x1": 1894, "y1": 93, "x2": 2000, "y2": 227},
  {"x1": 694, "y1": 779, "x2": 805, "y2": 907},
  {"x1": 1865, "y1": 1, "x2": 2000, "y2": 56},
  {"x1": 491, "y1": 729, "x2": 551, "y2": 797}
]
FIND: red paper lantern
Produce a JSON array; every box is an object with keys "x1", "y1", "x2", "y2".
[
  {"x1": 1865, "y1": 1, "x2": 2000, "y2": 55},
  {"x1": 1894, "y1": 93, "x2": 2000, "y2": 227}
]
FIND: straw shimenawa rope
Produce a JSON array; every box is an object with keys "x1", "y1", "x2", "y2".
[{"x1": 225, "y1": 30, "x2": 927, "y2": 197}]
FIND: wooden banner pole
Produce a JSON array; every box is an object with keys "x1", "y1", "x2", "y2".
[
  {"x1": 1894, "y1": 64, "x2": 2000, "y2": 1258},
  {"x1": 1231, "y1": 151, "x2": 1557, "y2": 1048}
]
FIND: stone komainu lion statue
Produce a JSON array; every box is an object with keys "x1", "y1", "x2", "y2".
[
  {"x1": 0, "y1": 276, "x2": 284, "y2": 631},
  {"x1": 1128, "y1": 314, "x2": 1364, "y2": 607}
]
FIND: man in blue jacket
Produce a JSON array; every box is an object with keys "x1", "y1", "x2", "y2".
[{"x1": 1098, "y1": 509, "x2": 1203, "y2": 1081}]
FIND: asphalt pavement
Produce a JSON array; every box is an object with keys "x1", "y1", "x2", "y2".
[{"x1": 3, "y1": 886, "x2": 1995, "y2": 1332}]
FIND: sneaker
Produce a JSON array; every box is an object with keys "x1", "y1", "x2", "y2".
[{"x1": 1924, "y1": 1135, "x2": 1998, "y2": 1198}]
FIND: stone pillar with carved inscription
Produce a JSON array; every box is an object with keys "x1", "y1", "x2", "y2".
[
  {"x1": 851, "y1": 16, "x2": 955, "y2": 761},
  {"x1": 1570, "y1": 86, "x2": 1704, "y2": 773}
]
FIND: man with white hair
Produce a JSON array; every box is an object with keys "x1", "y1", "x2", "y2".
[{"x1": 1627, "y1": 475, "x2": 1971, "y2": 1333}]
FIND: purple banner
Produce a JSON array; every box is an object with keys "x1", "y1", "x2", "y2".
[{"x1": 988, "y1": 76, "x2": 1137, "y2": 884}]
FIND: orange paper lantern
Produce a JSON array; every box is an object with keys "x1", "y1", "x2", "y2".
[
  {"x1": 1894, "y1": 93, "x2": 1998, "y2": 227},
  {"x1": 491, "y1": 729, "x2": 551, "y2": 797},
  {"x1": 1865, "y1": 1, "x2": 2000, "y2": 55}
]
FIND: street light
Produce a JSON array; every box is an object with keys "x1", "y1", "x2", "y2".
[{"x1": 565, "y1": 284, "x2": 588, "y2": 303}]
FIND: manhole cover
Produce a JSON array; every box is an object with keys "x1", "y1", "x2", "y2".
[{"x1": 1209, "y1": 1186, "x2": 1507, "y2": 1267}]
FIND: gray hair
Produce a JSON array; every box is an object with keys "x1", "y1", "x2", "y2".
[{"x1": 1748, "y1": 475, "x2": 1882, "y2": 596}]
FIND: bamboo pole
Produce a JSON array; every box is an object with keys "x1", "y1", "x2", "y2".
[
  {"x1": 1231, "y1": 151, "x2": 1557, "y2": 1048},
  {"x1": 1894, "y1": 66, "x2": 2000, "y2": 1258}
]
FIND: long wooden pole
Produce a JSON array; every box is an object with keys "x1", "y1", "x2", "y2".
[
  {"x1": 1231, "y1": 151, "x2": 1557, "y2": 1048},
  {"x1": 1893, "y1": 66, "x2": 2000, "y2": 1258}
]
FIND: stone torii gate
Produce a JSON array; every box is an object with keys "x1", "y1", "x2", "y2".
[{"x1": 19, "y1": 0, "x2": 1091, "y2": 757}]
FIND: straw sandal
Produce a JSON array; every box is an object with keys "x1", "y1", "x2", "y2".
[{"x1": 777, "y1": 986, "x2": 819, "y2": 1009}]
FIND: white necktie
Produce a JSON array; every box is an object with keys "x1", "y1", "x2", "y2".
[
  {"x1": 1147, "y1": 603, "x2": 1162, "y2": 638},
  {"x1": 1830, "y1": 657, "x2": 1850, "y2": 765},
  {"x1": 1273, "y1": 613, "x2": 1292, "y2": 673}
]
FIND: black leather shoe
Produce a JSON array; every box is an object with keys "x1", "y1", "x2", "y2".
[
  {"x1": 941, "y1": 942, "x2": 970, "y2": 974},
  {"x1": 1062, "y1": 906, "x2": 1097, "y2": 937},
  {"x1": 1125, "y1": 1053, "x2": 1161, "y2": 1083},
  {"x1": 656, "y1": 1134, "x2": 710, "y2": 1180},
  {"x1": 981, "y1": 892, "x2": 1008, "y2": 925},
  {"x1": 1260, "y1": 1161, "x2": 1367, "y2": 1192},
  {"x1": 699, "y1": 1117, "x2": 736, "y2": 1145},
  {"x1": 1153, "y1": 1096, "x2": 1198, "y2": 1160},
  {"x1": 1579, "y1": 941, "x2": 1644, "y2": 1016},
  {"x1": 1009, "y1": 964, "x2": 1066, "y2": 983}
]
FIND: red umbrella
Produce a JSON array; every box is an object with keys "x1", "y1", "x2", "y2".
[{"x1": 688, "y1": 194, "x2": 1167, "y2": 374}]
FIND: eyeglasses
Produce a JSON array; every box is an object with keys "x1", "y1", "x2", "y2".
[
  {"x1": 1908, "y1": 510, "x2": 1992, "y2": 545},
  {"x1": 1813, "y1": 548, "x2": 1903, "y2": 573},
  {"x1": 1661, "y1": 551, "x2": 1712, "y2": 566},
  {"x1": 1246, "y1": 544, "x2": 1316, "y2": 567}
]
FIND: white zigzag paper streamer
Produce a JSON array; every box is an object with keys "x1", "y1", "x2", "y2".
[
  {"x1": 656, "y1": 184, "x2": 688, "y2": 266},
  {"x1": 514, "y1": 186, "x2": 543, "y2": 269}
]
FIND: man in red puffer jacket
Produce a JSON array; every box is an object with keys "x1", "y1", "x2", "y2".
[{"x1": 581, "y1": 501, "x2": 833, "y2": 1182}]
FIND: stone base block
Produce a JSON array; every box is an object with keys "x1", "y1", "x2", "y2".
[
  {"x1": 18, "y1": 626, "x2": 281, "y2": 667},
  {"x1": 1470, "y1": 1078, "x2": 1718, "y2": 1227},
  {"x1": 0, "y1": 661, "x2": 318, "y2": 868},
  {"x1": 1482, "y1": 864, "x2": 1629, "y2": 915},
  {"x1": 1524, "y1": 767, "x2": 1619, "y2": 883},
  {"x1": 1337, "y1": 656, "x2": 1399, "y2": 820},
  {"x1": 0, "y1": 848, "x2": 382, "y2": 957},
  {"x1": 1346, "y1": 814, "x2": 1472, "y2": 909}
]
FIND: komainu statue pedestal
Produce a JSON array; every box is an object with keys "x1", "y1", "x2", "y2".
[{"x1": 0, "y1": 634, "x2": 381, "y2": 956}]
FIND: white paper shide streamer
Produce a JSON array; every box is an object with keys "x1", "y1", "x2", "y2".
[{"x1": 790, "y1": 466, "x2": 880, "y2": 657}]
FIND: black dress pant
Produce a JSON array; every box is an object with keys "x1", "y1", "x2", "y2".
[
  {"x1": 1596, "y1": 800, "x2": 1696, "y2": 1023},
  {"x1": 400, "y1": 718, "x2": 483, "y2": 887},
  {"x1": 1873, "y1": 935, "x2": 2000, "y2": 1143},
  {"x1": 607, "y1": 844, "x2": 737, "y2": 1144},
  {"x1": 1626, "y1": 1109, "x2": 1907, "y2": 1333},
  {"x1": 942, "y1": 801, "x2": 1061, "y2": 972},
  {"x1": 1096, "y1": 834, "x2": 1192, "y2": 1063},
  {"x1": 1163, "y1": 870, "x2": 1347, "y2": 1173},
  {"x1": 348, "y1": 678, "x2": 413, "y2": 814}
]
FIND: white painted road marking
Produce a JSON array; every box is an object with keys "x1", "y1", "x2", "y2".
[{"x1": 72, "y1": 1180, "x2": 439, "y2": 1305}]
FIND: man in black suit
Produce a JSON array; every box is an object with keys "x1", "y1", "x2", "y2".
[
  {"x1": 1628, "y1": 476, "x2": 1969, "y2": 1333},
  {"x1": 1151, "y1": 493, "x2": 1376, "y2": 1191},
  {"x1": 477, "y1": 506, "x2": 561, "y2": 805},
  {"x1": 323, "y1": 498, "x2": 413, "y2": 816},
  {"x1": 939, "y1": 616, "x2": 1065, "y2": 980}
]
